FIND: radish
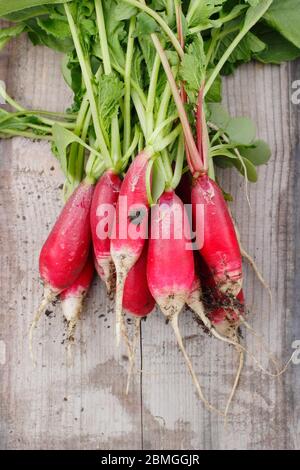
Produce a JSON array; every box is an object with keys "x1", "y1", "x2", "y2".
[
  {"x1": 60, "y1": 253, "x2": 94, "y2": 347},
  {"x1": 152, "y1": 38, "x2": 243, "y2": 298},
  {"x1": 147, "y1": 190, "x2": 194, "y2": 316},
  {"x1": 123, "y1": 242, "x2": 155, "y2": 318},
  {"x1": 90, "y1": 170, "x2": 122, "y2": 294},
  {"x1": 192, "y1": 175, "x2": 243, "y2": 296},
  {"x1": 29, "y1": 178, "x2": 94, "y2": 360},
  {"x1": 111, "y1": 150, "x2": 151, "y2": 345},
  {"x1": 147, "y1": 190, "x2": 220, "y2": 413}
]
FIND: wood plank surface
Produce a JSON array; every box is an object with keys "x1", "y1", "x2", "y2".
[{"x1": 0, "y1": 32, "x2": 299, "y2": 450}]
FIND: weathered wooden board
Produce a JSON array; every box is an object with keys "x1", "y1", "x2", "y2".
[{"x1": 0, "y1": 32, "x2": 299, "y2": 450}]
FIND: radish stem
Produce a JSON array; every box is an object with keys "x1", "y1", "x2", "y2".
[
  {"x1": 124, "y1": 0, "x2": 183, "y2": 58},
  {"x1": 151, "y1": 35, "x2": 202, "y2": 174},
  {"x1": 124, "y1": 16, "x2": 136, "y2": 153},
  {"x1": 64, "y1": 4, "x2": 111, "y2": 165}
]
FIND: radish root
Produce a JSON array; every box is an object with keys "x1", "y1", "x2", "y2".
[
  {"x1": 66, "y1": 319, "x2": 77, "y2": 367},
  {"x1": 170, "y1": 312, "x2": 224, "y2": 416},
  {"x1": 224, "y1": 344, "x2": 244, "y2": 421},
  {"x1": 189, "y1": 295, "x2": 292, "y2": 380},
  {"x1": 240, "y1": 246, "x2": 272, "y2": 301},
  {"x1": 29, "y1": 286, "x2": 56, "y2": 366},
  {"x1": 126, "y1": 317, "x2": 141, "y2": 395},
  {"x1": 238, "y1": 316, "x2": 280, "y2": 373},
  {"x1": 232, "y1": 217, "x2": 272, "y2": 301}
]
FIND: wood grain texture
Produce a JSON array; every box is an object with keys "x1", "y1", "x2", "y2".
[{"x1": 0, "y1": 33, "x2": 299, "y2": 450}]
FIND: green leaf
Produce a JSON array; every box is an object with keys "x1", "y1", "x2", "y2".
[
  {"x1": 205, "y1": 72, "x2": 221, "y2": 102},
  {"x1": 131, "y1": 48, "x2": 144, "y2": 87},
  {"x1": 214, "y1": 151, "x2": 258, "y2": 182},
  {"x1": 134, "y1": 11, "x2": 159, "y2": 36},
  {"x1": 207, "y1": 103, "x2": 230, "y2": 129},
  {"x1": 103, "y1": 0, "x2": 127, "y2": 68},
  {"x1": 233, "y1": 156, "x2": 258, "y2": 182},
  {"x1": 52, "y1": 124, "x2": 101, "y2": 176},
  {"x1": 36, "y1": 17, "x2": 70, "y2": 39},
  {"x1": 264, "y1": 0, "x2": 300, "y2": 49},
  {"x1": 214, "y1": 156, "x2": 235, "y2": 169},
  {"x1": 0, "y1": 24, "x2": 26, "y2": 49},
  {"x1": 25, "y1": 17, "x2": 74, "y2": 52},
  {"x1": 0, "y1": 0, "x2": 72, "y2": 17},
  {"x1": 186, "y1": 0, "x2": 227, "y2": 30},
  {"x1": 254, "y1": 28, "x2": 300, "y2": 64},
  {"x1": 226, "y1": 117, "x2": 256, "y2": 145},
  {"x1": 114, "y1": 1, "x2": 137, "y2": 20},
  {"x1": 98, "y1": 74, "x2": 124, "y2": 132},
  {"x1": 216, "y1": 31, "x2": 266, "y2": 65},
  {"x1": 244, "y1": 0, "x2": 273, "y2": 30},
  {"x1": 179, "y1": 35, "x2": 206, "y2": 103},
  {"x1": 246, "y1": 0, "x2": 260, "y2": 6},
  {"x1": 239, "y1": 139, "x2": 271, "y2": 166},
  {"x1": 138, "y1": 35, "x2": 156, "y2": 79},
  {"x1": 52, "y1": 123, "x2": 75, "y2": 175},
  {"x1": 3, "y1": 6, "x2": 49, "y2": 21}
]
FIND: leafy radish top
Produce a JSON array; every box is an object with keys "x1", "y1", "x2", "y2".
[{"x1": 0, "y1": 0, "x2": 300, "y2": 196}]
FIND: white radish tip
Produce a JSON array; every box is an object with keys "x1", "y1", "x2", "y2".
[
  {"x1": 112, "y1": 249, "x2": 139, "y2": 348},
  {"x1": 156, "y1": 293, "x2": 186, "y2": 320},
  {"x1": 29, "y1": 285, "x2": 57, "y2": 366},
  {"x1": 95, "y1": 257, "x2": 116, "y2": 296},
  {"x1": 62, "y1": 296, "x2": 83, "y2": 324}
]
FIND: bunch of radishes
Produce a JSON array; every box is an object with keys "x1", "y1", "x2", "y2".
[
  {"x1": 30, "y1": 113, "x2": 246, "y2": 416},
  {"x1": 3, "y1": 0, "x2": 296, "y2": 417}
]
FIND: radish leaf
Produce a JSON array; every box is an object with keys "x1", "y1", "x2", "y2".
[
  {"x1": 264, "y1": 0, "x2": 300, "y2": 48},
  {"x1": 0, "y1": 24, "x2": 26, "y2": 49},
  {"x1": 0, "y1": 0, "x2": 72, "y2": 17},
  {"x1": 207, "y1": 103, "x2": 230, "y2": 129},
  {"x1": 226, "y1": 117, "x2": 256, "y2": 145},
  {"x1": 239, "y1": 139, "x2": 271, "y2": 166}
]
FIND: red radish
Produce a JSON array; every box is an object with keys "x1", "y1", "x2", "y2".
[
  {"x1": 60, "y1": 253, "x2": 94, "y2": 345},
  {"x1": 147, "y1": 190, "x2": 194, "y2": 314},
  {"x1": 192, "y1": 174, "x2": 243, "y2": 296},
  {"x1": 90, "y1": 170, "x2": 122, "y2": 294},
  {"x1": 123, "y1": 243, "x2": 155, "y2": 317},
  {"x1": 29, "y1": 178, "x2": 94, "y2": 360},
  {"x1": 149, "y1": 43, "x2": 242, "y2": 297},
  {"x1": 147, "y1": 190, "x2": 220, "y2": 414},
  {"x1": 111, "y1": 150, "x2": 151, "y2": 344}
]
